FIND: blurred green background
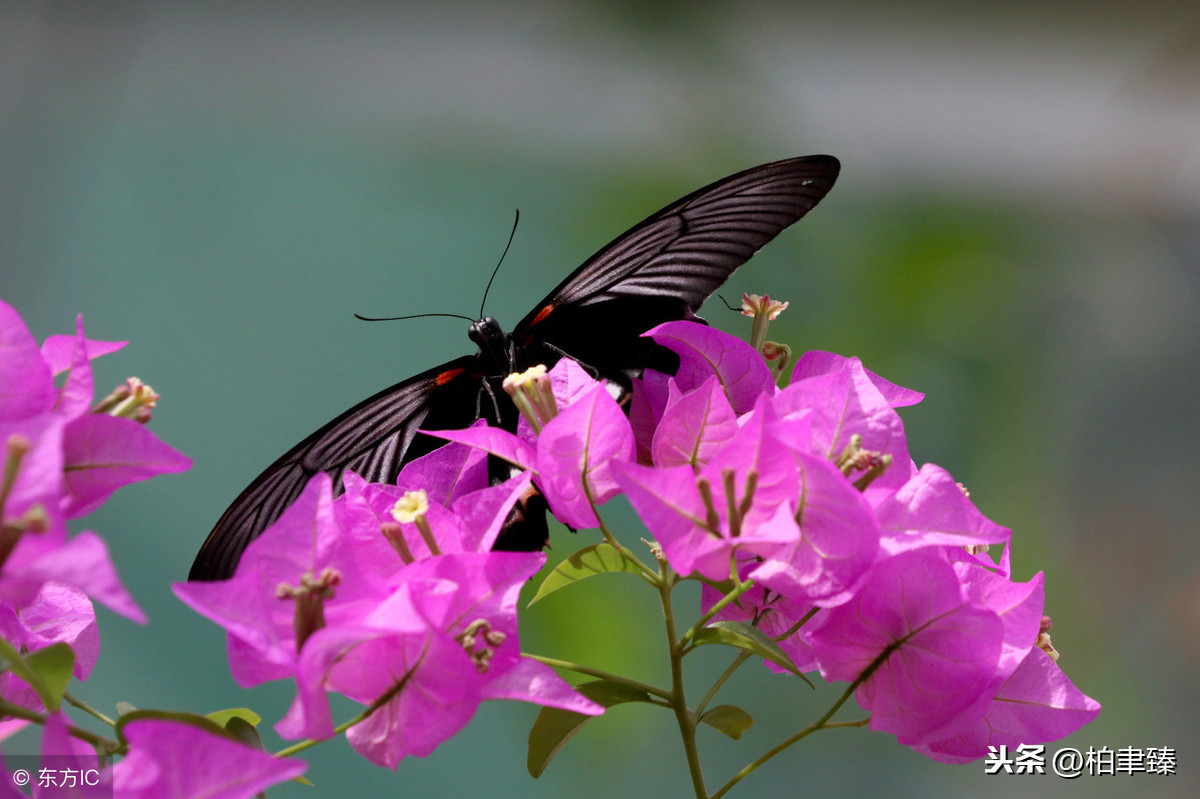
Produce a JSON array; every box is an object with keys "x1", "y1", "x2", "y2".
[{"x1": 3, "y1": 1, "x2": 1197, "y2": 796}]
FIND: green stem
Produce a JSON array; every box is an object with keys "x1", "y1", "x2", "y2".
[
  {"x1": 697, "y1": 602, "x2": 822, "y2": 719},
  {"x1": 523, "y1": 654, "x2": 672, "y2": 701},
  {"x1": 711, "y1": 715, "x2": 870, "y2": 799},
  {"x1": 63, "y1": 691, "x2": 116, "y2": 727},
  {"x1": 711, "y1": 640, "x2": 891, "y2": 799},
  {"x1": 677, "y1": 576, "x2": 753, "y2": 651},
  {"x1": 658, "y1": 571, "x2": 707, "y2": 799},
  {"x1": 0, "y1": 699, "x2": 121, "y2": 754},
  {"x1": 694, "y1": 651, "x2": 753, "y2": 719}
]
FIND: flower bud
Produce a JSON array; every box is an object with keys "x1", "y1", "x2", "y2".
[
  {"x1": 761, "y1": 340, "x2": 792, "y2": 379},
  {"x1": 741, "y1": 293, "x2": 789, "y2": 351},
  {"x1": 94, "y1": 377, "x2": 159, "y2": 423}
]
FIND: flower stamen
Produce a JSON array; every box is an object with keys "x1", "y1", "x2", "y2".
[
  {"x1": 502, "y1": 365, "x2": 556, "y2": 433},
  {"x1": 455, "y1": 619, "x2": 507, "y2": 673},
  {"x1": 392, "y1": 490, "x2": 440, "y2": 556},
  {"x1": 276, "y1": 567, "x2": 341, "y2": 652}
]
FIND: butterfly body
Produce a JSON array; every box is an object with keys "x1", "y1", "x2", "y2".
[{"x1": 190, "y1": 155, "x2": 840, "y2": 581}]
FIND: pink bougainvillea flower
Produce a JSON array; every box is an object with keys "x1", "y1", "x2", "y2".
[
  {"x1": 0, "y1": 300, "x2": 190, "y2": 519},
  {"x1": 278, "y1": 551, "x2": 602, "y2": 767},
  {"x1": 0, "y1": 583, "x2": 99, "y2": 715},
  {"x1": 650, "y1": 375, "x2": 739, "y2": 469},
  {"x1": 393, "y1": 424, "x2": 490, "y2": 502},
  {"x1": 810, "y1": 549, "x2": 1005, "y2": 745},
  {"x1": 59, "y1": 412, "x2": 191, "y2": 519},
  {"x1": 912, "y1": 647, "x2": 1101, "y2": 763},
  {"x1": 613, "y1": 402, "x2": 801, "y2": 582},
  {"x1": 789, "y1": 350, "x2": 924, "y2": 409},
  {"x1": 747, "y1": 448, "x2": 881, "y2": 607},
  {"x1": 0, "y1": 582, "x2": 99, "y2": 679},
  {"x1": 173, "y1": 473, "x2": 381, "y2": 686},
  {"x1": 772, "y1": 352, "x2": 918, "y2": 503},
  {"x1": 335, "y1": 467, "x2": 533, "y2": 575},
  {"x1": 112, "y1": 719, "x2": 306, "y2": 799},
  {"x1": 644, "y1": 320, "x2": 776, "y2": 413},
  {"x1": 875, "y1": 464, "x2": 1011, "y2": 555}
]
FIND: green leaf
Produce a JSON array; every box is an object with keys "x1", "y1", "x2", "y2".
[
  {"x1": 114, "y1": 709, "x2": 227, "y2": 744},
  {"x1": 115, "y1": 701, "x2": 138, "y2": 716},
  {"x1": 527, "y1": 679, "x2": 657, "y2": 778},
  {"x1": 528, "y1": 544, "x2": 647, "y2": 606},
  {"x1": 698, "y1": 704, "x2": 754, "y2": 740},
  {"x1": 24, "y1": 644, "x2": 74, "y2": 711},
  {"x1": 691, "y1": 621, "x2": 807, "y2": 680},
  {"x1": 205, "y1": 707, "x2": 262, "y2": 729},
  {"x1": 0, "y1": 638, "x2": 63, "y2": 710},
  {"x1": 222, "y1": 715, "x2": 265, "y2": 750}
]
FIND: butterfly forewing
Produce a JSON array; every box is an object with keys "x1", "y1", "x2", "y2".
[
  {"x1": 515, "y1": 155, "x2": 840, "y2": 323},
  {"x1": 189, "y1": 355, "x2": 482, "y2": 580},
  {"x1": 190, "y1": 155, "x2": 840, "y2": 581}
]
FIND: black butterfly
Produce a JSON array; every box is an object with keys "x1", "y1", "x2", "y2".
[{"x1": 189, "y1": 155, "x2": 840, "y2": 581}]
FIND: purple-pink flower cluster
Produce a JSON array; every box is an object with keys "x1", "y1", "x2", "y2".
[
  {"x1": 173, "y1": 439, "x2": 603, "y2": 769},
  {"x1": 0, "y1": 300, "x2": 296, "y2": 798},
  {"x1": 431, "y1": 316, "x2": 1099, "y2": 763},
  {"x1": 0, "y1": 299, "x2": 190, "y2": 696}
]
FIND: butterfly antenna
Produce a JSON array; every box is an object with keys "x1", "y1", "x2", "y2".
[
  {"x1": 354, "y1": 311, "x2": 476, "y2": 323},
  {"x1": 479, "y1": 209, "x2": 520, "y2": 319},
  {"x1": 716, "y1": 294, "x2": 743, "y2": 312}
]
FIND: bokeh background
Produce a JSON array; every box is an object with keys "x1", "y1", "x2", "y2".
[{"x1": 3, "y1": 1, "x2": 1198, "y2": 796}]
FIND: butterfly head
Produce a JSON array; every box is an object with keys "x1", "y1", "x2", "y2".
[{"x1": 469, "y1": 316, "x2": 514, "y2": 375}]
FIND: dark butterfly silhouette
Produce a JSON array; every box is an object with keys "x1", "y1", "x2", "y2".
[{"x1": 189, "y1": 155, "x2": 840, "y2": 581}]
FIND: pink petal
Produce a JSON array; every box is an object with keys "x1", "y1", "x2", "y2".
[
  {"x1": 53, "y1": 315, "x2": 96, "y2": 420},
  {"x1": 15, "y1": 532, "x2": 145, "y2": 623},
  {"x1": 0, "y1": 299, "x2": 54, "y2": 421},
  {"x1": 651, "y1": 376, "x2": 738, "y2": 468},
  {"x1": 114, "y1": 719, "x2": 306, "y2": 798},
  {"x1": 791, "y1": 351, "x2": 923, "y2": 407},
  {"x1": 877, "y1": 464, "x2": 1011, "y2": 555},
  {"x1": 451, "y1": 471, "x2": 534, "y2": 551},
  {"x1": 812, "y1": 550, "x2": 1003, "y2": 745},
  {"x1": 536, "y1": 384, "x2": 634, "y2": 528},
  {"x1": 39, "y1": 334, "x2": 126, "y2": 375},
  {"x1": 750, "y1": 452, "x2": 879, "y2": 607},
  {"x1": 60, "y1": 414, "x2": 192, "y2": 518},
  {"x1": 424, "y1": 425, "x2": 537, "y2": 473},
  {"x1": 913, "y1": 648, "x2": 1101, "y2": 763},
  {"x1": 645, "y1": 321, "x2": 774, "y2": 413},
  {"x1": 396, "y1": 426, "x2": 490, "y2": 504}
]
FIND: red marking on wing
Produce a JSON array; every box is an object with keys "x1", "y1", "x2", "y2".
[
  {"x1": 529, "y1": 304, "x2": 556, "y2": 328},
  {"x1": 435, "y1": 367, "x2": 466, "y2": 386}
]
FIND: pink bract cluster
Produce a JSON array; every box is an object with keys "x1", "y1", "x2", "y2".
[
  {"x1": 435, "y1": 319, "x2": 1100, "y2": 763},
  {"x1": 0, "y1": 299, "x2": 287, "y2": 797},
  {"x1": 173, "y1": 443, "x2": 604, "y2": 769}
]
